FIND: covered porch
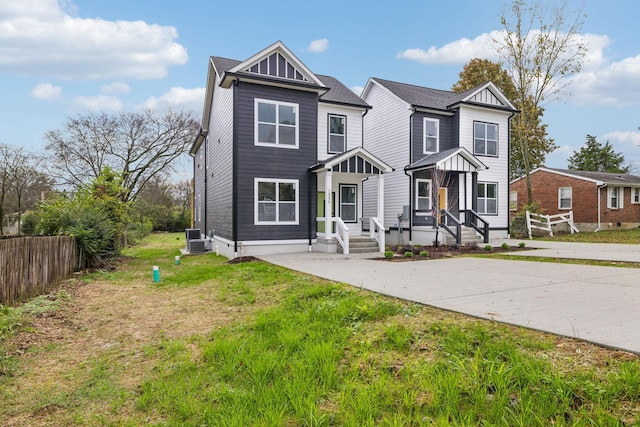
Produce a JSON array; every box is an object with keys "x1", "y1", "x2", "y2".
[{"x1": 310, "y1": 147, "x2": 393, "y2": 254}]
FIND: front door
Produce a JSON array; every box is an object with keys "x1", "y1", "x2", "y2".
[
  {"x1": 317, "y1": 192, "x2": 335, "y2": 233},
  {"x1": 437, "y1": 187, "x2": 448, "y2": 223}
]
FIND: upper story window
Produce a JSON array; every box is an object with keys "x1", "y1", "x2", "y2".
[
  {"x1": 477, "y1": 182, "x2": 498, "y2": 215},
  {"x1": 328, "y1": 114, "x2": 346, "y2": 154},
  {"x1": 415, "y1": 179, "x2": 432, "y2": 215},
  {"x1": 558, "y1": 187, "x2": 572, "y2": 210},
  {"x1": 632, "y1": 188, "x2": 640, "y2": 204},
  {"x1": 424, "y1": 118, "x2": 439, "y2": 154},
  {"x1": 255, "y1": 178, "x2": 299, "y2": 225},
  {"x1": 608, "y1": 186, "x2": 624, "y2": 209},
  {"x1": 474, "y1": 122, "x2": 498, "y2": 157},
  {"x1": 255, "y1": 99, "x2": 298, "y2": 148}
]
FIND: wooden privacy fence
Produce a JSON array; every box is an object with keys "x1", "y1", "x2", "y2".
[{"x1": 0, "y1": 236, "x2": 78, "y2": 306}]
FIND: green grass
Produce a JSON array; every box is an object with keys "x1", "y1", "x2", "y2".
[
  {"x1": 2, "y1": 232, "x2": 640, "y2": 425},
  {"x1": 538, "y1": 227, "x2": 640, "y2": 244}
]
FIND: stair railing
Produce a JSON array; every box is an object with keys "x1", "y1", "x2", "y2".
[
  {"x1": 335, "y1": 217, "x2": 350, "y2": 255},
  {"x1": 462, "y1": 209, "x2": 489, "y2": 243},
  {"x1": 369, "y1": 217, "x2": 386, "y2": 252},
  {"x1": 438, "y1": 209, "x2": 462, "y2": 246}
]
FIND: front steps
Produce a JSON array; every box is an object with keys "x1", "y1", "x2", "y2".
[
  {"x1": 443, "y1": 226, "x2": 484, "y2": 246},
  {"x1": 337, "y1": 234, "x2": 380, "y2": 254}
]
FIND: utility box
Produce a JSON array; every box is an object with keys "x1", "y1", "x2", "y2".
[
  {"x1": 188, "y1": 239, "x2": 206, "y2": 253},
  {"x1": 185, "y1": 228, "x2": 201, "y2": 240}
]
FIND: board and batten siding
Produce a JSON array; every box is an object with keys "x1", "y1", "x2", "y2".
[
  {"x1": 458, "y1": 104, "x2": 511, "y2": 229},
  {"x1": 362, "y1": 81, "x2": 411, "y2": 227},
  {"x1": 317, "y1": 103, "x2": 364, "y2": 161},
  {"x1": 205, "y1": 75, "x2": 234, "y2": 240},
  {"x1": 234, "y1": 82, "x2": 318, "y2": 241}
]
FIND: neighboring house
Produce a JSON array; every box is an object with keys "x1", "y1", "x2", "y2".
[
  {"x1": 190, "y1": 41, "x2": 392, "y2": 258},
  {"x1": 510, "y1": 167, "x2": 640, "y2": 231},
  {"x1": 360, "y1": 78, "x2": 517, "y2": 245}
]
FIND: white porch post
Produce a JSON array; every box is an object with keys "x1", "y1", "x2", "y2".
[
  {"x1": 325, "y1": 170, "x2": 333, "y2": 237},
  {"x1": 377, "y1": 173, "x2": 385, "y2": 226}
]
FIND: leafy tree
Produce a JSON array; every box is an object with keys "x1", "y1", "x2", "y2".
[
  {"x1": 494, "y1": 0, "x2": 587, "y2": 203},
  {"x1": 568, "y1": 135, "x2": 630, "y2": 173},
  {"x1": 452, "y1": 58, "x2": 555, "y2": 178},
  {"x1": 44, "y1": 109, "x2": 199, "y2": 202},
  {"x1": 132, "y1": 176, "x2": 191, "y2": 232}
]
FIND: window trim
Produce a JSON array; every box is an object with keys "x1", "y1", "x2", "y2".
[
  {"x1": 254, "y1": 178, "x2": 299, "y2": 225},
  {"x1": 473, "y1": 121, "x2": 498, "y2": 157},
  {"x1": 423, "y1": 118, "x2": 439, "y2": 154},
  {"x1": 477, "y1": 181, "x2": 498, "y2": 215},
  {"x1": 415, "y1": 178, "x2": 432, "y2": 216},
  {"x1": 632, "y1": 187, "x2": 640, "y2": 204},
  {"x1": 509, "y1": 190, "x2": 518, "y2": 211},
  {"x1": 254, "y1": 99, "x2": 299, "y2": 149},
  {"x1": 558, "y1": 187, "x2": 572, "y2": 210},
  {"x1": 607, "y1": 186, "x2": 624, "y2": 209},
  {"x1": 327, "y1": 114, "x2": 347, "y2": 154},
  {"x1": 339, "y1": 184, "x2": 358, "y2": 223}
]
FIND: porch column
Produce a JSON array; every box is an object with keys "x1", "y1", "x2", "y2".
[
  {"x1": 471, "y1": 171, "x2": 478, "y2": 213},
  {"x1": 325, "y1": 170, "x2": 333, "y2": 236},
  {"x1": 377, "y1": 173, "x2": 385, "y2": 226}
]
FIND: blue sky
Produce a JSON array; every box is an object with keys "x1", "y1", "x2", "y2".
[{"x1": 2, "y1": 0, "x2": 640, "y2": 177}]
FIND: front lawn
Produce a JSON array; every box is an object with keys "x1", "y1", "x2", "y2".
[{"x1": 539, "y1": 227, "x2": 640, "y2": 244}]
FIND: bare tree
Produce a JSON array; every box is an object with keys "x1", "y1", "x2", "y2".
[
  {"x1": 494, "y1": 0, "x2": 586, "y2": 203},
  {"x1": 430, "y1": 167, "x2": 458, "y2": 247},
  {"x1": 12, "y1": 151, "x2": 49, "y2": 235},
  {"x1": 44, "y1": 109, "x2": 199, "y2": 202}
]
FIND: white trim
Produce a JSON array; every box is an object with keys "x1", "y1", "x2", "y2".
[
  {"x1": 509, "y1": 190, "x2": 518, "y2": 211},
  {"x1": 460, "y1": 81, "x2": 517, "y2": 111},
  {"x1": 607, "y1": 186, "x2": 624, "y2": 209},
  {"x1": 558, "y1": 186, "x2": 572, "y2": 210},
  {"x1": 328, "y1": 113, "x2": 346, "y2": 154},
  {"x1": 478, "y1": 181, "x2": 498, "y2": 215},
  {"x1": 339, "y1": 183, "x2": 358, "y2": 223},
  {"x1": 415, "y1": 178, "x2": 432, "y2": 215},
  {"x1": 254, "y1": 178, "x2": 299, "y2": 225},
  {"x1": 632, "y1": 187, "x2": 640, "y2": 204},
  {"x1": 360, "y1": 78, "x2": 412, "y2": 110},
  {"x1": 473, "y1": 121, "x2": 498, "y2": 157},
  {"x1": 511, "y1": 167, "x2": 605, "y2": 185},
  {"x1": 254, "y1": 98, "x2": 299, "y2": 149},
  {"x1": 423, "y1": 117, "x2": 439, "y2": 154}
]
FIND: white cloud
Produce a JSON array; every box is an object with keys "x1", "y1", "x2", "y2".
[
  {"x1": 351, "y1": 86, "x2": 364, "y2": 96},
  {"x1": 602, "y1": 130, "x2": 640, "y2": 147},
  {"x1": 306, "y1": 38, "x2": 329, "y2": 53},
  {"x1": 0, "y1": 0, "x2": 188, "y2": 80},
  {"x1": 30, "y1": 82, "x2": 61, "y2": 99},
  {"x1": 141, "y1": 87, "x2": 205, "y2": 111},
  {"x1": 101, "y1": 82, "x2": 130, "y2": 94},
  {"x1": 74, "y1": 95, "x2": 122, "y2": 111},
  {"x1": 397, "y1": 31, "x2": 500, "y2": 64}
]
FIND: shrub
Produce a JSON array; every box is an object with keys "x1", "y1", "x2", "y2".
[
  {"x1": 465, "y1": 241, "x2": 479, "y2": 250},
  {"x1": 419, "y1": 250, "x2": 429, "y2": 257},
  {"x1": 519, "y1": 242, "x2": 526, "y2": 248},
  {"x1": 20, "y1": 211, "x2": 40, "y2": 235},
  {"x1": 384, "y1": 250, "x2": 394, "y2": 259},
  {"x1": 404, "y1": 251, "x2": 414, "y2": 258},
  {"x1": 501, "y1": 242, "x2": 510, "y2": 250},
  {"x1": 483, "y1": 245, "x2": 493, "y2": 252}
]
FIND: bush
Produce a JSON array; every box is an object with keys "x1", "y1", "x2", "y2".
[
  {"x1": 384, "y1": 250, "x2": 394, "y2": 259},
  {"x1": 419, "y1": 250, "x2": 429, "y2": 257},
  {"x1": 483, "y1": 245, "x2": 493, "y2": 252},
  {"x1": 501, "y1": 242, "x2": 510, "y2": 250},
  {"x1": 404, "y1": 251, "x2": 414, "y2": 258},
  {"x1": 20, "y1": 211, "x2": 40, "y2": 235},
  {"x1": 519, "y1": 242, "x2": 526, "y2": 248}
]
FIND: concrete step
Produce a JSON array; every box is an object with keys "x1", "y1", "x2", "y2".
[{"x1": 337, "y1": 235, "x2": 380, "y2": 253}]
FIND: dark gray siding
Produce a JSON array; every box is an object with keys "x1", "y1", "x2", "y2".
[
  {"x1": 234, "y1": 82, "x2": 318, "y2": 241},
  {"x1": 193, "y1": 144, "x2": 206, "y2": 233},
  {"x1": 412, "y1": 170, "x2": 460, "y2": 227},
  {"x1": 411, "y1": 112, "x2": 456, "y2": 163}
]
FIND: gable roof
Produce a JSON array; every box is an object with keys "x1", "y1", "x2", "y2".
[
  {"x1": 512, "y1": 167, "x2": 640, "y2": 186},
  {"x1": 362, "y1": 78, "x2": 516, "y2": 113},
  {"x1": 309, "y1": 147, "x2": 393, "y2": 174},
  {"x1": 405, "y1": 147, "x2": 487, "y2": 172}
]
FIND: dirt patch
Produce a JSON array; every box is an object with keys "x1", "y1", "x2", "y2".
[
  {"x1": 378, "y1": 244, "x2": 533, "y2": 261},
  {"x1": 225, "y1": 256, "x2": 259, "y2": 264}
]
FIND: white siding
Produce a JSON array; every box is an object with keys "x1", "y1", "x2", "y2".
[
  {"x1": 317, "y1": 103, "x2": 364, "y2": 161},
  {"x1": 362, "y1": 82, "x2": 411, "y2": 227},
  {"x1": 458, "y1": 104, "x2": 511, "y2": 229}
]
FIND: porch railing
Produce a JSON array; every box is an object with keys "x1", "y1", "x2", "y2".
[
  {"x1": 462, "y1": 209, "x2": 489, "y2": 243},
  {"x1": 369, "y1": 217, "x2": 386, "y2": 252},
  {"x1": 334, "y1": 217, "x2": 350, "y2": 254},
  {"x1": 438, "y1": 209, "x2": 462, "y2": 246}
]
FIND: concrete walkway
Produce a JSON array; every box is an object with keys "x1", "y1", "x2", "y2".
[{"x1": 259, "y1": 241, "x2": 640, "y2": 354}]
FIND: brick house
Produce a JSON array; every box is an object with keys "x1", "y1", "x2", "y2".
[{"x1": 510, "y1": 167, "x2": 640, "y2": 231}]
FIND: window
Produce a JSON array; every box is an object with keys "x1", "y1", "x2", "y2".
[
  {"x1": 255, "y1": 178, "x2": 298, "y2": 224},
  {"x1": 608, "y1": 186, "x2": 624, "y2": 209},
  {"x1": 478, "y1": 182, "x2": 498, "y2": 215},
  {"x1": 328, "y1": 114, "x2": 346, "y2": 153},
  {"x1": 509, "y1": 190, "x2": 518, "y2": 211},
  {"x1": 558, "y1": 187, "x2": 572, "y2": 209},
  {"x1": 632, "y1": 188, "x2": 640, "y2": 204},
  {"x1": 255, "y1": 99, "x2": 298, "y2": 148},
  {"x1": 339, "y1": 184, "x2": 357, "y2": 222},
  {"x1": 424, "y1": 118, "x2": 439, "y2": 154},
  {"x1": 474, "y1": 122, "x2": 498, "y2": 156},
  {"x1": 416, "y1": 179, "x2": 432, "y2": 215}
]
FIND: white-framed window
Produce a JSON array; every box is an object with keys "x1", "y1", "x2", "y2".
[
  {"x1": 474, "y1": 122, "x2": 498, "y2": 156},
  {"x1": 255, "y1": 99, "x2": 299, "y2": 148},
  {"x1": 339, "y1": 184, "x2": 357, "y2": 223},
  {"x1": 509, "y1": 190, "x2": 518, "y2": 211},
  {"x1": 632, "y1": 188, "x2": 640, "y2": 204},
  {"x1": 415, "y1": 179, "x2": 432, "y2": 215},
  {"x1": 424, "y1": 118, "x2": 439, "y2": 154},
  {"x1": 255, "y1": 178, "x2": 299, "y2": 225},
  {"x1": 607, "y1": 186, "x2": 624, "y2": 209},
  {"x1": 558, "y1": 187, "x2": 572, "y2": 210},
  {"x1": 328, "y1": 114, "x2": 346, "y2": 154},
  {"x1": 478, "y1": 182, "x2": 498, "y2": 215}
]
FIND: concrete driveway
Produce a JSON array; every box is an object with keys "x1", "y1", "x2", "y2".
[{"x1": 259, "y1": 242, "x2": 640, "y2": 354}]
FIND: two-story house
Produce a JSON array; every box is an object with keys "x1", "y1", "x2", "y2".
[
  {"x1": 360, "y1": 78, "x2": 516, "y2": 245},
  {"x1": 190, "y1": 42, "x2": 392, "y2": 258}
]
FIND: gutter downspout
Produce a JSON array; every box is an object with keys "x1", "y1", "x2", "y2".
[
  {"x1": 596, "y1": 183, "x2": 605, "y2": 232},
  {"x1": 308, "y1": 170, "x2": 313, "y2": 251},
  {"x1": 506, "y1": 110, "x2": 516, "y2": 237},
  {"x1": 232, "y1": 80, "x2": 239, "y2": 257},
  {"x1": 204, "y1": 133, "x2": 208, "y2": 239},
  {"x1": 408, "y1": 108, "x2": 415, "y2": 244}
]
